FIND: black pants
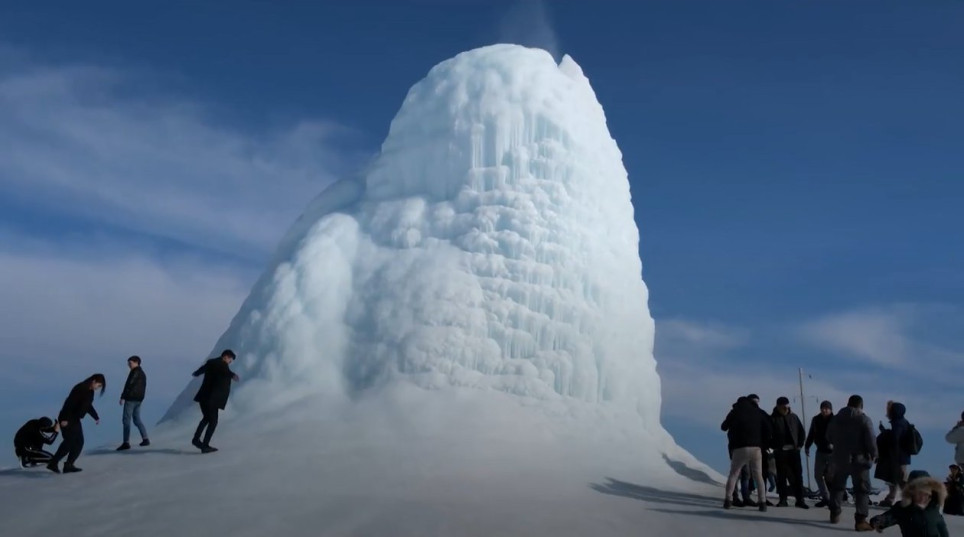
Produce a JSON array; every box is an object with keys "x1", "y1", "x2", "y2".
[
  {"x1": 775, "y1": 449, "x2": 805, "y2": 502},
  {"x1": 193, "y1": 401, "x2": 220, "y2": 446},
  {"x1": 16, "y1": 447, "x2": 53, "y2": 466},
  {"x1": 51, "y1": 422, "x2": 84, "y2": 466}
]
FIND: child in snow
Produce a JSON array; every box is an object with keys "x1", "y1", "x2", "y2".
[{"x1": 870, "y1": 470, "x2": 950, "y2": 537}]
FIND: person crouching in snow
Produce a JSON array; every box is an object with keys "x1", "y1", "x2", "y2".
[
  {"x1": 870, "y1": 470, "x2": 950, "y2": 537},
  {"x1": 14, "y1": 416, "x2": 59, "y2": 467}
]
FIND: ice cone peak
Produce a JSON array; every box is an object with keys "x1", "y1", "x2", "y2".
[{"x1": 164, "y1": 44, "x2": 661, "y2": 431}]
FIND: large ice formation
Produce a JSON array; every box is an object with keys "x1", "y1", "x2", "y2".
[{"x1": 164, "y1": 45, "x2": 663, "y2": 434}]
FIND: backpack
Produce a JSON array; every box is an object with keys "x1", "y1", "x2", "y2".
[{"x1": 903, "y1": 424, "x2": 924, "y2": 455}]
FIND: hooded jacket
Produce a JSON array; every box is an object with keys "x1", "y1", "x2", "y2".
[
  {"x1": 869, "y1": 476, "x2": 950, "y2": 537},
  {"x1": 721, "y1": 398, "x2": 773, "y2": 450},
  {"x1": 13, "y1": 419, "x2": 58, "y2": 453},
  {"x1": 827, "y1": 406, "x2": 877, "y2": 465},
  {"x1": 888, "y1": 402, "x2": 912, "y2": 465}
]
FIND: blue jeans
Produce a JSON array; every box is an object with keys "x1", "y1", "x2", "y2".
[{"x1": 123, "y1": 401, "x2": 149, "y2": 443}]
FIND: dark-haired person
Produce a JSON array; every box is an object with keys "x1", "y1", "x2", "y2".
[
  {"x1": 771, "y1": 396, "x2": 808, "y2": 508},
  {"x1": 826, "y1": 394, "x2": 878, "y2": 531},
  {"x1": 47, "y1": 374, "x2": 105, "y2": 474},
  {"x1": 191, "y1": 349, "x2": 239, "y2": 453},
  {"x1": 14, "y1": 416, "x2": 59, "y2": 467},
  {"x1": 117, "y1": 355, "x2": 149, "y2": 451},
  {"x1": 805, "y1": 400, "x2": 835, "y2": 507}
]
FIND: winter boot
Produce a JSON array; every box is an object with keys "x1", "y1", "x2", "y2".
[
  {"x1": 46, "y1": 461, "x2": 60, "y2": 474},
  {"x1": 744, "y1": 499, "x2": 759, "y2": 507},
  {"x1": 759, "y1": 502, "x2": 767, "y2": 512},
  {"x1": 855, "y1": 515, "x2": 873, "y2": 532},
  {"x1": 140, "y1": 439, "x2": 151, "y2": 447},
  {"x1": 776, "y1": 499, "x2": 789, "y2": 507},
  {"x1": 63, "y1": 464, "x2": 82, "y2": 473},
  {"x1": 732, "y1": 498, "x2": 745, "y2": 508},
  {"x1": 116, "y1": 443, "x2": 131, "y2": 451},
  {"x1": 200, "y1": 445, "x2": 218, "y2": 454},
  {"x1": 815, "y1": 499, "x2": 829, "y2": 508},
  {"x1": 723, "y1": 499, "x2": 732, "y2": 510},
  {"x1": 795, "y1": 500, "x2": 810, "y2": 509},
  {"x1": 830, "y1": 509, "x2": 842, "y2": 524}
]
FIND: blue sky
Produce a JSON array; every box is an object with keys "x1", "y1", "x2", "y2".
[{"x1": 1, "y1": 0, "x2": 962, "y2": 482}]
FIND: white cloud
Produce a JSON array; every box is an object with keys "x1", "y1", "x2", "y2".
[
  {"x1": 0, "y1": 55, "x2": 354, "y2": 259},
  {"x1": 794, "y1": 307, "x2": 912, "y2": 367},
  {"x1": 657, "y1": 318, "x2": 749, "y2": 352},
  {"x1": 0, "y1": 237, "x2": 251, "y2": 400}
]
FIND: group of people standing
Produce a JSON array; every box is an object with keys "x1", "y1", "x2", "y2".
[
  {"x1": 721, "y1": 393, "x2": 948, "y2": 534},
  {"x1": 12, "y1": 350, "x2": 240, "y2": 473}
]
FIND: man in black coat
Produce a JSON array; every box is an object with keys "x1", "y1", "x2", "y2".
[
  {"x1": 191, "y1": 349, "x2": 239, "y2": 453},
  {"x1": 14, "y1": 417, "x2": 59, "y2": 467},
  {"x1": 805, "y1": 400, "x2": 835, "y2": 507},
  {"x1": 771, "y1": 396, "x2": 809, "y2": 508},
  {"x1": 721, "y1": 396, "x2": 773, "y2": 511},
  {"x1": 117, "y1": 355, "x2": 150, "y2": 451}
]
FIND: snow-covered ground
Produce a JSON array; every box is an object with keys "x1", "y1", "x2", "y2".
[{"x1": 7, "y1": 390, "x2": 962, "y2": 537}]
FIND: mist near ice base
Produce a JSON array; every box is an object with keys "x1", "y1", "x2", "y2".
[{"x1": 161, "y1": 44, "x2": 714, "y2": 485}]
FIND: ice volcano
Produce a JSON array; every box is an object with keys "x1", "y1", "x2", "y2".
[{"x1": 162, "y1": 44, "x2": 713, "y2": 483}]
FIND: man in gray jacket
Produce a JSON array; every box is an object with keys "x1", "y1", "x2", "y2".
[
  {"x1": 946, "y1": 411, "x2": 964, "y2": 466},
  {"x1": 826, "y1": 395, "x2": 877, "y2": 531}
]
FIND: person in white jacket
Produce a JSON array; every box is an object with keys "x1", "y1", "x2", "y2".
[{"x1": 945, "y1": 411, "x2": 964, "y2": 466}]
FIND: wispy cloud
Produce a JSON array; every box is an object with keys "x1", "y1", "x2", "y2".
[
  {"x1": 793, "y1": 304, "x2": 964, "y2": 374},
  {"x1": 794, "y1": 307, "x2": 913, "y2": 367},
  {"x1": 0, "y1": 52, "x2": 355, "y2": 259},
  {"x1": 497, "y1": 0, "x2": 561, "y2": 59}
]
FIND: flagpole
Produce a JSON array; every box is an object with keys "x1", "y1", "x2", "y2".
[{"x1": 799, "y1": 367, "x2": 813, "y2": 493}]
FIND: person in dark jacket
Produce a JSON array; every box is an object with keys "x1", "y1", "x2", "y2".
[
  {"x1": 827, "y1": 394, "x2": 878, "y2": 530},
  {"x1": 13, "y1": 416, "x2": 59, "y2": 467},
  {"x1": 747, "y1": 394, "x2": 777, "y2": 498},
  {"x1": 870, "y1": 470, "x2": 950, "y2": 537},
  {"x1": 191, "y1": 349, "x2": 239, "y2": 453},
  {"x1": 805, "y1": 400, "x2": 835, "y2": 507},
  {"x1": 721, "y1": 395, "x2": 773, "y2": 511},
  {"x1": 117, "y1": 355, "x2": 150, "y2": 451},
  {"x1": 47, "y1": 374, "x2": 105, "y2": 474},
  {"x1": 944, "y1": 464, "x2": 964, "y2": 516},
  {"x1": 771, "y1": 396, "x2": 808, "y2": 508},
  {"x1": 878, "y1": 401, "x2": 913, "y2": 506}
]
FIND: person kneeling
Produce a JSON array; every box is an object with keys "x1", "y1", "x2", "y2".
[
  {"x1": 14, "y1": 417, "x2": 59, "y2": 468},
  {"x1": 870, "y1": 470, "x2": 950, "y2": 537}
]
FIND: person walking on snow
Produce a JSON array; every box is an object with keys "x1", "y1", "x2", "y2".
[
  {"x1": 117, "y1": 355, "x2": 149, "y2": 451},
  {"x1": 191, "y1": 349, "x2": 239, "y2": 453},
  {"x1": 870, "y1": 469, "x2": 950, "y2": 537},
  {"x1": 805, "y1": 400, "x2": 835, "y2": 508},
  {"x1": 944, "y1": 411, "x2": 964, "y2": 467},
  {"x1": 827, "y1": 394, "x2": 878, "y2": 531},
  {"x1": 14, "y1": 416, "x2": 59, "y2": 467},
  {"x1": 721, "y1": 395, "x2": 772, "y2": 512},
  {"x1": 771, "y1": 396, "x2": 809, "y2": 509},
  {"x1": 877, "y1": 401, "x2": 913, "y2": 507},
  {"x1": 47, "y1": 374, "x2": 105, "y2": 474}
]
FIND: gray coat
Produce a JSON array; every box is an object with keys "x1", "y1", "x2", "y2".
[
  {"x1": 946, "y1": 425, "x2": 964, "y2": 466},
  {"x1": 827, "y1": 406, "x2": 878, "y2": 465}
]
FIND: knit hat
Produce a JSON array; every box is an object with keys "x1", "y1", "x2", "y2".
[
  {"x1": 776, "y1": 396, "x2": 791, "y2": 406},
  {"x1": 820, "y1": 400, "x2": 833, "y2": 410},
  {"x1": 908, "y1": 470, "x2": 930, "y2": 482},
  {"x1": 37, "y1": 417, "x2": 53, "y2": 429}
]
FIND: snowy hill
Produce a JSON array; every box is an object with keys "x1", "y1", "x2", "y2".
[{"x1": 2, "y1": 44, "x2": 775, "y2": 535}]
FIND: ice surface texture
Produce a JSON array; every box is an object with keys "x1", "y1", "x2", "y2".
[{"x1": 164, "y1": 45, "x2": 659, "y2": 428}]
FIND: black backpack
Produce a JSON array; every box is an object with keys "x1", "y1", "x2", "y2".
[{"x1": 903, "y1": 424, "x2": 924, "y2": 455}]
